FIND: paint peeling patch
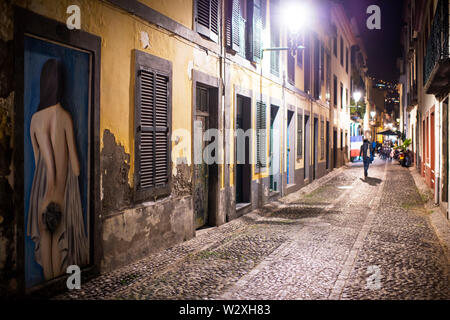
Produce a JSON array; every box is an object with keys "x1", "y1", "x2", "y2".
[
  {"x1": 173, "y1": 163, "x2": 192, "y2": 197},
  {"x1": 0, "y1": 1, "x2": 13, "y2": 42},
  {"x1": 101, "y1": 129, "x2": 133, "y2": 215},
  {"x1": 0, "y1": 39, "x2": 13, "y2": 99}
]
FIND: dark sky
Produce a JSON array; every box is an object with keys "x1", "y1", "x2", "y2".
[{"x1": 337, "y1": 0, "x2": 404, "y2": 82}]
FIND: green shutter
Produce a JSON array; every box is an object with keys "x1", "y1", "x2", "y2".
[
  {"x1": 256, "y1": 101, "x2": 266, "y2": 168},
  {"x1": 253, "y1": 0, "x2": 262, "y2": 61}
]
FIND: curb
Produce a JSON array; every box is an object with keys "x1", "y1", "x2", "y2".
[{"x1": 409, "y1": 166, "x2": 450, "y2": 262}]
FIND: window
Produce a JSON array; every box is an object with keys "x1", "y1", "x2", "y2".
[
  {"x1": 134, "y1": 51, "x2": 172, "y2": 201},
  {"x1": 332, "y1": 25, "x2": 337, "y2": 57},
  {"x1": 320, "y1": 42, "x2": 325, "y2": 82},
  {"x1": 340, "y1": 82, "x2": 344, "y2": 109},
  {"x1": 297, "y1": 113, "x2": 303, "y2": 158},
  {"x1": 195, "y1": 0, "x2": 220, "y2": 42},
  {"x1": 256, "y1": 100, "x2": 267, "y2": 169},
  {"x1": 333, "y1": 75, "x2": 337, "y2": 107},
  {"x1": 346, "y1": 88, "x2": 349, "y2": 107},
  {"x1": 340, "y1": 36, "x2": 344, "y2": 66},
  {"x1": 345, "y1": 47, "x2": 349, "y2": 73},
  {"x1": 313, "y1": 35, "x2": 320, "y2": 99},
  {"x1": 270, "y1": 0, "x2": 280, "y2": 76},
  {"x1": 226, "y1": 0, "x2": 247, "y2": 56},
  {"x1": 246, "y1": 0, "x2": 265, "y2": 62},
  {"x1": 297, "y1": 32, "x2": 304, "y2": 68},
  {"x1": 287, "y1": 50, "x2": 295, "y2": 85},
  {"x1": 304, "y1": 32, "x2": 311, "y2": 93},
  {"x1": 320, "y1": 119, "x2": 324, "y2": 160}
]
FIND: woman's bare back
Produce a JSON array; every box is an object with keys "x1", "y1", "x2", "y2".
[{"x1": 30, "y1": 103, "x2": 80, "y2": 212}]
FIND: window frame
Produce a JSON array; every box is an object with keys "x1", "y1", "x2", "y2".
[
  {"x1": 194, "y1": 0, "x2": 220, "y2": 43},
  {"x1": 134, "y1": 50, "x2": 173, "y2": 202}
]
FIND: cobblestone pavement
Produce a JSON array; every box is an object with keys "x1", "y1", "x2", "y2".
[{"x1": 55, "y1": 158, "x2": 450, "y2": 300}]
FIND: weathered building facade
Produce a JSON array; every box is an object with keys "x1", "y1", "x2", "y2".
[
  {"x1": 0, "y1": 0, "x2": 359, "y2": 296},
  {"x1": 399, "y1": 0, "x2": 449, "y2": 217}
]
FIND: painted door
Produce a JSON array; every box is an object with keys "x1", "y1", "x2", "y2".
[
  {"x1": 24, "y1": 36, "x2": 91, "y2": 288},
  {"x1": 287, "y1": 111, "x2": 295, "y2": 185},
  {"x1": 270, "y1": 105, "x2": 280, "y2": 191},
  {"x1": 313, "y1": 118, "x2": 318, "y2": 180},
  {"x1": 326, "y1": 122, "x2": 330, "y2": 170},
  {"x1": 194, "y1": 115, "x2": 209, "y2": 229},
  {"x1": 304, "y1": 115, "x2": 310, "y2": 180}
]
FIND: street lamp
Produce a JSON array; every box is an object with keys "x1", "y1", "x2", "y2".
[
  {"x1": 281, "y1": 1, "x2": 312, "y2": 35},
  {"x1": 370, "y1": 111, "x2": 376, "y2": 119},
  {"x1": 353, "y1": 91, "x2": 362, "y2": 104}
]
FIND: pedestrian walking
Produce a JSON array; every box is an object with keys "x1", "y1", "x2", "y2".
[{"x1": 360, "y1": 139, "x2": 374, "y2": 178}]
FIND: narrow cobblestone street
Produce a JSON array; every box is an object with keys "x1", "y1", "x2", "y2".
[{"x1": 56, "y1": 159, "x2": 450, "y2": 300}]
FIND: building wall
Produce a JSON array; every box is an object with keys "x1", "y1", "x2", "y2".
[{"x1": 0, "y1": 0, "x2": 359, "y2": 295}]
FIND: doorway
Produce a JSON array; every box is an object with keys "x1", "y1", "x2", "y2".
[
  {"x1": 287, "y1": 110, "x2": 295, "y2": 185},
  {"x1": 235, "y1": 95, "x2": 251, "y2": 207},
  {"x1": 326, "y1": 121, "x2": 330, "y2": 170},
  {"x1": 313, "y1": 117, "x2": 318, "y2": 180},
  {"x1": 193, "y1": 84, "x2": 218, "y2": 230},
  {"x1": 333, "y1": 128, "x2": 338, "y2": 168},
  {"x1": 304, "y1": 114, "x2": 310, "y2": 181},
  {"x1": 270, "y1": 105, "x2": 281, "y2": 192}
]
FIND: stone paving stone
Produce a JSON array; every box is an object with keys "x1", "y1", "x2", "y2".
[{"x1": 55, "y1": 158, "x2": 450, "y2": 300}]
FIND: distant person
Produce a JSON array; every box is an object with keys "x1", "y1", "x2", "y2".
[{"x1": 360, "y1": 139, "x2": 374, "y2": 178}]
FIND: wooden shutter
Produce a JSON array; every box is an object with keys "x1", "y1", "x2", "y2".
[
  {"x1": 196, "y1": 0, "x2": 219, "y2": 42},
  {"x1": 256, "y1": 101, "x2": 266, "y2": 168},
  {"x1": 270, "y1": 0, "x2": 280, "y2": 76},
  {"x1": 137, "y1": 69, "x2": 169, "y2": 191},
  {"x1": 252, "y1": 0, "x2": 263, "y2": 61},
  {"x1": 226, "y1": 0, "x2": 240, "y2": 51},
  {"x1": 297, "y1": 114, "x2": 303, "y2": 157}
]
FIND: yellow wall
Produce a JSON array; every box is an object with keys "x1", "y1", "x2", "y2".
[
  {"x1": 139, "y1": 0, "x2": 193, "y2": 30},
  {"x1": 15, "y1": 0, "x2": 221, "y2": 187}
]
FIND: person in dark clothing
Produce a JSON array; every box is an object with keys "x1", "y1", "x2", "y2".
[{"x1": 360, "y1": 139, "x2": 374, "y2": 178}]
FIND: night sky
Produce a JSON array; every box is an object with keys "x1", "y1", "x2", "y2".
[{"x1": 337, "y1": 0, "x2": 404, "y2": 83}]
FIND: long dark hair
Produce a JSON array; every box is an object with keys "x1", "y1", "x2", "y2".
[{"x1": 38, "y1": 59, "x2": 64, "y2": 111}]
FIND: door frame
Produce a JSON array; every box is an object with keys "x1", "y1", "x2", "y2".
[
  {"x1": 233, "y1": 85, "x2": 253, "y2": 216},
  {"x1": 192, "y1": 70, "x2": 221, "y2": 228},
  {"x1": 269, "y1": 98, "x2": 281, "y2": 192},
  {"x1": 14, "y1": 8, "x2": 102, "y2": 294},
  {"x1": 304, "y1": 111, "x2": 311, "y2": 181}
]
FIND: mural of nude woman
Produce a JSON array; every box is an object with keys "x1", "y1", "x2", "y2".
[{"x1": 29, "y1": 59, "x2": 81, "y2": 280}]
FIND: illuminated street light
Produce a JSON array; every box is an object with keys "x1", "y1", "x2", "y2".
[
  {"x1": 370, "y1": 111, "x2": 376, "y2": 118},
  {"x1": 281, "y1": 1, "x2": 312, "y2": 35},
  {"x1": 353, "y1": 91, "x2": 362, "y2": 104}
]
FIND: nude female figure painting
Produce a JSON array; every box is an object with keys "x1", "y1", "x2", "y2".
[{"x1": 27, "y1": 59, "x2": 88, "y2": 280}]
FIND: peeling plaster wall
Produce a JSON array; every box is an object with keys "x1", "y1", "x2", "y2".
[
  {"x1": 6, "y1": 0, "x2": 203, "y2": 284},
  {"x1": 0, "y1": 0, "x2": 16, "y2": 296},
  {"x1": 101, "y1": 195, "x2": 194, "y2": 272}
]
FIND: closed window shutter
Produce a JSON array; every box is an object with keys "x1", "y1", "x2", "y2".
[
  {"x1": 196, "y1": 0, "x2": 219, "y2": 42},
  {"x1": 252, "y1": 0, "x2": 262, "y2": 61},
  {"x1": 232, "y1": 0, "x2": 240, "y2": 51},
  {"x1": 256, "y1": 101, "x2": 266, "y2": 168},
  {"x1": 137, "y1": 69, "x2": 169, "y2": 190},
  {"x1": 270, "y1": 0, "x2": 280, "y2": 76},
  {"x1": 297, "y1": 114, "x2": 303, "y2": 157}
]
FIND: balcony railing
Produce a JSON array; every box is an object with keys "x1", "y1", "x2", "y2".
[{"x1": 424, "y1": 0, "x2": 450, "y2": 96}]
